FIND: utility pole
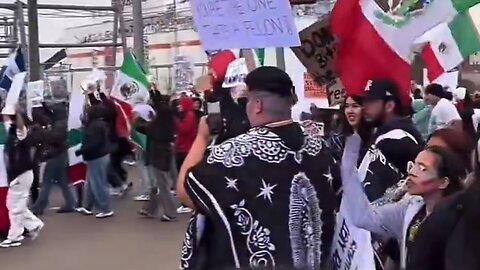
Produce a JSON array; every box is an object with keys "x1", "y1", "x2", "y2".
[
  {"x1": 173, "y1": 0, "x2": 179, "y2": 56},
  {"x1": 27, "y1": 0, "x2": 41, "y2": 81},
  {"x1": 132, "y1": 0, "x2": 145, "y2": 68},
  {"x1": 118, "y1": 3, "x2": 128, "y2": 55},
  {"x1": 111, "y1": 0, "x2": 119, "y2": 67}
]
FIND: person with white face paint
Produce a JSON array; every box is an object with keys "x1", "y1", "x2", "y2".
[{"x1": 340, "y1": 134, "x2": 466, "y2": 269}]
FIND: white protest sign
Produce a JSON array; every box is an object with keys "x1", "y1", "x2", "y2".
[
  {"x1": 173, "y1": 55, "x2": 194, "y2": 91},
  {"x1": 26, "y1": 80, "x2": 45, "y2": 120},
  {"x1": 2, "y1": 72, "x2": 27, "y2": 115},
  {"x1": 223, "y1": 58, "x2": 249, "y2": 88},
  {"x1": 330, "y1": 204, "x2": 376, "y2": 270},
  {"x1": 190, "y1": 0, "x2": 300, "y2": 50}
]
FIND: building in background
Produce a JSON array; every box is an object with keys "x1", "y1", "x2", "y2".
[{"x1": 58, "y1": 0, "x2": 336, "y2": 95}]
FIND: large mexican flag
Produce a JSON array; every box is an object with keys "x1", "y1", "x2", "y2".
[
  {"x1": 422, "y1": 10, "x2": 480, "y2": 82},
  {"x1": 331, "y1": 0, "x2": 480, "y2": 105},
  {"x1": 111, "y1": 51, "x2": 149, "y2": 150},
  {"x1": 67, "y1": 89, "x2": 87, "y2": 185}
]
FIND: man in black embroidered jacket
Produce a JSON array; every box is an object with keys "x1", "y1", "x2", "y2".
[{"x1": 176, "y1": 67, "x2": 337, "y2": 270}]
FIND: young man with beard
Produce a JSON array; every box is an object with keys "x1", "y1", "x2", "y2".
[
  {"x1": 360, "y1": 80, "x2": 424, "y2": 269},
  {"x1": 361, "y1": 80, "x2": 424, "y2": 200},
  {"x1": 176, "y1": 67, "x2": 337, "y2": 270}
]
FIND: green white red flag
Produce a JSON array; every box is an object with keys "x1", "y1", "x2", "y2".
[
  {"x1": 67, "y1": 89, "x2": 87, "y2": 185},
  {"x1": 331, "y1": 0, "x2": 480, "y2": 105},
  {"x1": 111, "y1": 51, "x2": 150, "y2": 150},
  {"x1": 422, "y1": 11, "x2": 480, "y2": 81}
]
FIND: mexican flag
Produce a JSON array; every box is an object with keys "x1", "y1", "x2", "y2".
[
  {"x1": 422, "y1": 11, "x2": 480, "y2": 82},
  {"x1": 67, "y1": 89, "x2": 87, "y2": 185},
  {"x1": 331, "y1": 0, "x2": 480, "y2": 105},
  {"x1": 111, "y1": 52, "x2": 150, "y2": 150}
]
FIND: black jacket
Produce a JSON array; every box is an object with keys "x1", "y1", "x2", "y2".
[
  {"x1": 76, "y1": 111, "x2": 110, "y2": 161},
  {"x1": 407, "y1": 185, "x2": 480, "y2": 270},
  {"x1": 5, "y1": 124, "x2": 34, "y2": 183},
  {"x1": 43, "y1": 120, "x2": 68, "y2": 160},
  {"x1": 135, "y1": 92, "x2": 174, "y2": 171},
  {"x1": 375, "y1": 117, "x2": 425, "y2": 175}
]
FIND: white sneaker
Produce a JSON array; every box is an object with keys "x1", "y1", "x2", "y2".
[
  {"x1": 177, "y1": 206, "x2": 193, "y2": 214},
  {"x1": 29, "y1": 223, "x2": 44, "y2": 241},
  {"x1": 0, "y1": 236, "x2": 24, "y2": 248},
  {"x1": 76, "y1": 207, "x2": 93, "y2": 215},
  {"x1": 123, "y1": 160, "x2": 136, "y2": 166},
  {"x1": 96, "y1": 211, "x2": 114, "y2": 219},
  {"x1": 110, "y1": 188, "x2": 123, "y2": 196},
  {"x1": 133, "y1": 195, "x2": 150, "y2": 201}
]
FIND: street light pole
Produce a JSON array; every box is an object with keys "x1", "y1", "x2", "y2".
[
  {"x1": 173, "y1": 0, "x2": 179, "y2": 56},
  {"x1": 132, "y1": 0, "x2": 145, "y2": 68},
  {"x1": 28, "y1": 0, "x2": 41, "y2": 81}
]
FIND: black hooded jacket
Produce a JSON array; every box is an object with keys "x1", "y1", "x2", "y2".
[
  {"x1": 134, "y1": 91, "x2": 174, "y2": 170},
  {"x1": 76, "y1": 105, "x2": 111, "y2": 161}
]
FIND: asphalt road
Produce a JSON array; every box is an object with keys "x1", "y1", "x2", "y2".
[{"x1": 0, "y1": 166, "x2": 188, "y2": 270}]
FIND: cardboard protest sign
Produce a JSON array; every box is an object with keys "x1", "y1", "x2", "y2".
[
  {"x1": 2, "y1": 72, "x2": 27, "y2": 115},
  {"x1": 326, "y1": 78, "x2": 345, "y2": 106},
  {"x1": 27, "y1": 80, "x2": 45, "y2": 120},
  {"x1": 291, "y1": 17, "x2": 337, "y2": 91},
  {"x1": 195, "y1": 75, "x2": 213, "y2": 93},
  {"x1": 223, "y1": 58, "x2": 249, "y2": 88},
  {"x1": 304, "y1": 72, "x2": 327, "y2": 99},
  {"x1": 190, "y1": 0, "x2": 300, "y2": 50}
]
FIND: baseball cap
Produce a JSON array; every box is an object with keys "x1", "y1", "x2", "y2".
[
  {"x1": 208, "y1": 50, "x2": 236, "y2": 83},
  {"x1": 363, "y1": 80, "x2": 401, "y2": 102}
]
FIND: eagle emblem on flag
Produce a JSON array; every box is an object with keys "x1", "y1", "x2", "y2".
[
  {"x1": 120, "y1": 82, "x2": 139, "y2": 100},
  {"x1": 374, "y1": 0, "x2": 432, "y2": 28}
]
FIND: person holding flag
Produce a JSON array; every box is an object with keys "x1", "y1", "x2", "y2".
[
  {"x1": 75, "y1": 103, "x2": 114, "y2": 218},
  {"x1": 0, "y1": 105, "x2": 44, "y2": 248}
]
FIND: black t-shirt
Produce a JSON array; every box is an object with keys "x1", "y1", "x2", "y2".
[{"x1": 406, "y1": 206, "x2": 427, "y2": 265}]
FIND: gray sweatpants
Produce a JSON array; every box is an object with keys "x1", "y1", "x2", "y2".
[{"x1": 142, "y1": 165, "x2": 178, "y2": 218}]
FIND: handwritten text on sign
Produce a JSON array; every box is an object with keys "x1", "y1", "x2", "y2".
[
  {"x1": 291, "y1": 17, "x2": 337, "y2": 88},
  {"x1": 190, "y1": 0, "x2": 300, "y2": 50},
  {"x1": 327, "y1": 79, "x2": 345, "y2": 106}
]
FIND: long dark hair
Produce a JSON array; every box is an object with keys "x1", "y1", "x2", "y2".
[
  {"x1": 425, "y1": 146, "x2": 466, "y2": 196},
  {"x1": 338, "y1": 95, "x2": 372, "y2": 143}
]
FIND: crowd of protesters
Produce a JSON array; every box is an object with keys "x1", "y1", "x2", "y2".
[
  {"x1": 0, "y1": 65, "x2": 478, "y2": 270},
  {"x1": 0, "y1": 80, "x2": 203, "y2": 247}
]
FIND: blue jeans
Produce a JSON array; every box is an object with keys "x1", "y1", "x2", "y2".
[
  {"x1": 33, "y1": 153, "x2": 76, "y2": 213},
  {"x1": 85, "y1": 155, "x2": 112, "y2": 213}
]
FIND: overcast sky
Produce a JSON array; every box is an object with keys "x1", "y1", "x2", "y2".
[{"x1": 0, "y1": 1, "x2": 479, "y2": 44}]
